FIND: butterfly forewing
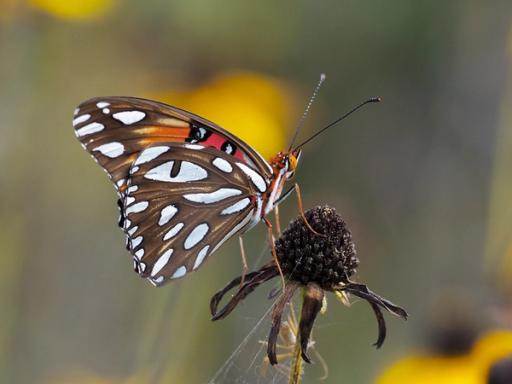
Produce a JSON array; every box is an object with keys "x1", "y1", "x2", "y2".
[
  {"x1": 74, "y1": 96, "x2": 276, "y2": 286},
  {"x1": 73, "y1": 96, "x2": 273, "y2": 194},
  {"x1": 123, "y1": 143, "x2": 265, "y2": 286}
]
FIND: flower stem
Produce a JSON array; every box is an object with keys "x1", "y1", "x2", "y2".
[
  {"x1": 288, "y1": 290, "x2": 305, "y2": 384},
  {"x1": 288, "y1": 336, "x2": 303, "y2": 384}
]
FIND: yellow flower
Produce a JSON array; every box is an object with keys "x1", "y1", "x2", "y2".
[
  {"x1": 151, "y1": 71, "x2": 294, "y2": 161},
  {"x1": 376, "y1": 330, "x2": 512, "y2": 384},
  {"x1": 30, "y1": 0, "x2": 115, "y2": 21},
  {"x1": 472, "y1": 330, "x2": 512, "y2": 380}
]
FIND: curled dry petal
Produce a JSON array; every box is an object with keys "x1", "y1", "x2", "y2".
[
  {"x1": 299, "y1": 283, "x2": 325, "y2": 363},
  {"x1": 337, "y1": 281, "x2": 408, "y2": 348},
  {"x1": 210, "y1": 263, "x2": 278, "y2": 321},
  {"x1": 268, "y1": 281, "x2": 300, "y2": 365}
]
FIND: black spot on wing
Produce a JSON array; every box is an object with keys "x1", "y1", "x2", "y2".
[
  {"x1": 221, "y1": 140, "x2": 237, "y2": 155},
  {"x1": 117, "y1": 198, "x2": 125, "y2": 228},
  {"x1": 170, "y1": 160, "x2": 182, "y2": 178},
  {"x1": 186, "y1": 123, "x2": 212, "y2": 143}
]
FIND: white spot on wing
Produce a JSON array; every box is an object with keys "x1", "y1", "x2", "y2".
[
  {"x1": 102, "y1": 108, "x2": 110, "y2": 114},
  {"x1": 171, "y1": 266, "x2": 187, "y2": 279},
  {"x1": 163, "y1": 222, "x2": 184, "y2": 240},
  {"x1": 128, "y1": 226, "x2": 138, "y2": 236},
  {"x1": 159, "y1": 205, "x2": 178, "y2": 226},
  {"x1": 151, "y1": 249, "x2": 173, "y2": 277},
  {"x1": 236, "y1": 163, "x2": 267, "y2": 192},
  {"x1": 134, "y1": 248, "x2": 144, "y2": 259},
  {"x1": 125, "y1": 196, "x2": 135, "y2": 205},
  {"x1": 249, "y1": 195, "x2": 264, "y2": 229},
  {"x1": 184, "y1": 144, "x2": 205, "y2": 150},
  {"x1": 92, "y1": 142, "x2": 124, "y2": 158},
  {"x1": 193, "y1": 245, "x2": 210, "y2": 270},
  {"x1": 76, "y1": 122, "x2": 104, "y2": 137},
  {"x1": 74, "y1": 108, "x2": 80, "y2": 116},
  {"x1": 152, "y1": 276, "x2": 165, "y2": 284},
  {"x1": 127, "y1": 185, "x2": 138, "y2": 194},
  {"x1": 184, "y1": 223, "x2": 209, "y2": 250},
  {"x1": 144, "y1": 161, "x2": 208, "y2": 183},
  {"x1": 130, "y1": 166, "x2": 140, "y2": 174},
  {"x1": 125, "y1": 201, "x2": 149, "y2": 215},
  {"x1": 221, "y1": 198, "x2": 251, "y2": 215},
  {"x1": 113, "y1": 110, "x2": 146, "y2": 125},
  {"x1": 212, "y1": 210, "x2": 254, "y2": 254},
  {"x1": 131, "y1": 236, "x2": 143, "y2": 248},
  {"x1": 212, "y1": 157, "x2": 233, "y2": 173},
  {"x1": 96, "y1": 101, "x2": 110, "y2": 108},
  {"x1": 183, "y1": 188, "x2": 241, "y2": 204},
  {"x1": 73, "y1": 114, "x2": 90, "y2": 126},
  {"x1": 134, "y1": 146, "x2": 170, "y2": 166},
  {"x1": 116, "y1": 178, "x2": 125, "y2": 188}
]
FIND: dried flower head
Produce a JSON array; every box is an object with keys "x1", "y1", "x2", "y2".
[
  {"x1": 210, "y1": 206, "x2": 408, "y2": 365},
  {"x1": 275, "y1": 205, "x2": 358, "y2": 288}
]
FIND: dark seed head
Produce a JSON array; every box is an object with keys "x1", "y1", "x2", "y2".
[{"x1": 275, "y1": 206, "x2": 359, "y2": 289}]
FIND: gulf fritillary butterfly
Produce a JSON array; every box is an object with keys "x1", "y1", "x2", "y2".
[{"x1": 73, "y1": 81, "x2": 378, "y2": 287}]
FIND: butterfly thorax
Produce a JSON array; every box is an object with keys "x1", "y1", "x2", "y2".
[{"x1": 261, "y1": 150, "x2": 301, "y2": 217}]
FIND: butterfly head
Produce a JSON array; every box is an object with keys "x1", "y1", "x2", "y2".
[{"x1": 271, "y1": 149, "x2": 302, "y2": 180}]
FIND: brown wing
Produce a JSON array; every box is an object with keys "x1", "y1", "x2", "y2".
[
  {"x1": 73, "y1": 96, "x2": 273, "y2": 195},
  {"x1": 122, "y1": 143, "x2": 268, "y2": 286}
]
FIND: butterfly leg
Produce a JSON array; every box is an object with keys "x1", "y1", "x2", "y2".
[
  {"x1": 274, "y1": 205, "x2": 282, "y2": 237},
  {"x1": 263, "y1": 217, "x2": 286, "y2": 291},
  {"x1": 293, "y1": 183, "x2": 325, "y2": 236},
  {"x1": 238, "y1": 236, "x2": 249, "y2": 287}
]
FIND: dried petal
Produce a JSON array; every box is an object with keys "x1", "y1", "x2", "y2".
[
  {"x1": 337, "y1": 281, "x2": 408, "y2": 348},
  {"x1": 299, "y1": 283, "x2": 325, "y2": 363},
  {"x1": 210, "y1": 263, "x2": 278, "y2": 321},
  {"x1": 268, "y1": 281, "x2": 300, "y2": 365}
]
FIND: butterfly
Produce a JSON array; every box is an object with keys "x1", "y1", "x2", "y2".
[{"x1": 73, "y1": 96, "x2": 303, "y2": 286}]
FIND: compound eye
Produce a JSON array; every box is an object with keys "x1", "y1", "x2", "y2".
[{"x1": 288, "y1": 155, "x2": 298, "y2": 172}]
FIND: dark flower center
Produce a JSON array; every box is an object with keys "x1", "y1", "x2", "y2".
[{"x1": 275, "y1": 205, "x2": 359, "y2": 289}]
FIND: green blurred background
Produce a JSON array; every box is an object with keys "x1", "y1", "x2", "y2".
[{"x1": 1, "y1": 1, "x2": 512, "y2": 383}]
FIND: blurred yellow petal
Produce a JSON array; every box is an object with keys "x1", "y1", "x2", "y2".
[
  {"x1": 30, "y1": 0, "x2": 115, "y2": 20},
  {"x1": 376, "y1": 330, "x2": 512, "y2": 384},
  {"x1": 472, "y1": 330, "x2": 512, "y2": 374},
  {"x1": 151, "y1": 71, "x2": 294, "y2": 160},
  {"x1": 376, "y1": 355, "x2": 480, "y2": 384}
]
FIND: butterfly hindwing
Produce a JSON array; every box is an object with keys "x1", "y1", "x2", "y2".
[
  {"x1": 123, "y1": 143, "x2": 265, "y2": 286},
  {"x1": 73, "y1": 96, "x2": 273, "y2": 195}
]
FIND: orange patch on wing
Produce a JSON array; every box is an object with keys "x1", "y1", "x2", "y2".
[
  {"x1": 138, "y1": 137, "x2": 187, "y2": 147},
  {"x1": 137, "y1": 126, "x2": 190, "y2": 139},
  {"x1": 155, "y1": 117, "x2": 190, "y2": 127}
]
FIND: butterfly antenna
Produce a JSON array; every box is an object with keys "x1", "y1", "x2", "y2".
[
  {"x1": 293, "y1": 97, "x2": 381, "y2": 150},
  {"x1": 288, "y1": 73, "x2": 327, "y2": 151}
]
